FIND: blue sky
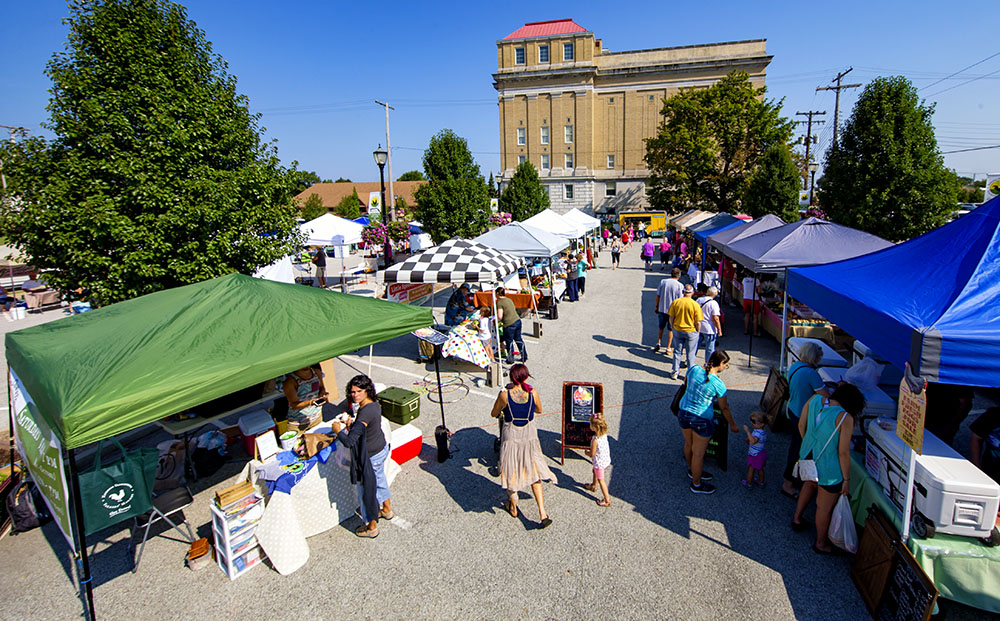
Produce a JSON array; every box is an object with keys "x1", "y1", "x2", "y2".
[{"x1": 2, "y1": 1, "x2": 998, "y2": 185}]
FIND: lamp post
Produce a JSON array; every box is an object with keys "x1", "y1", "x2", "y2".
[
  {"x1": 808, "y1": 161, "x2": 819, "y2": 207},
  {"x1": 373, "y1": 145, "x2": 391, "y2": 267}
]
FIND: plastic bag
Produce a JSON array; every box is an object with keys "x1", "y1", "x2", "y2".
[
  {"x1": 843, "y1": 356, "x2": 881, "y2": 390},
  {"x1": 829, "y1": 495, "x2": 858, "y2": 553}
]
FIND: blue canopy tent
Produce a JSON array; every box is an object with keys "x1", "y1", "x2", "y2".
[
  {"x1": 354, "y1": 215, "x2": 423, "y2": 234},
  {"x1": 693, "y1": 218, "x2": 746, "y2": 270},
  {"x1": 787, "y1": 197, "x2": 1000, "y2": 387},
  {"x1": 722, "y1": 217, "x2": 893, "y2": 368},
  {"x1": 707, "y1": 214, "x2": 786, "y2": 251}
]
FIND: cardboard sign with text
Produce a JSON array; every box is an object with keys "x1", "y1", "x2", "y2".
[{"x1": 896, "y1": 363, "x2": 927, "y2": 454}]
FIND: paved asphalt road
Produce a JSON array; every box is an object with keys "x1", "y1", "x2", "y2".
[{"x1": 0, "y1": 246, "x2": 991, "y2": 620}]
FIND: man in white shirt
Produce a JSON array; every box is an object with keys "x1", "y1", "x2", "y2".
[
  {"x1": 654, "y1": 267, "x2": 684, "y2": 354},
  {"x1": 696, "y1": 286, "x2": 722, "y2": 363},
  {"x1": 741, "y1": 271, "x2": 761, "y2": 336}
]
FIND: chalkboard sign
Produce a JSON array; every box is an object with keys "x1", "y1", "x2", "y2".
[
  {"x1": 875, "y1": 542, "x2": 937, "y2": 621},
  {"x1": 561, "y1": 382, "x2": 602, "y2": 464},
  {"x1": 703, "y1": 405, "x2": 729, "y2": 471}
]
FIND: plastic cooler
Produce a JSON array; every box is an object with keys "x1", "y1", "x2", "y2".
[
  {"x1": 787, "y1": 337, "x2": 848, "y2": 368},
  {"x1": 238, "y1": 409, "x2": 276, "y2": 456},
  {"x1": 866, "y1": 420, "x2": 1000, "y2": 539},
  {"x1": 377, "y1": 387, "x2": 421, "y2": 425},
  {"x1": 389, "y1": 423, "x2": 422, "y2": 465},
  {"x1": 817, "y1": 367, "x2": 898, "y2": 422}
]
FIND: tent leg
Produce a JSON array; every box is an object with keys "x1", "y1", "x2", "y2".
[
  {"x1": 433, "y1": 355, "x2": 446, "y2": 428},
  {"x1": 779, "y1": 268, "x2": 789, "y2": 373},
  {"x1": 7, "y1": 374, "x2": 14, "y2": 482},
  {"x1": 492, "y1": 285, "x2": 501, "y2": 363},
  {"x1": 66, "y1": 448, "x2": 96, "y2": 621},
  {"x1": 748, "y1": 273, "x2": 758, "y2": 368}
]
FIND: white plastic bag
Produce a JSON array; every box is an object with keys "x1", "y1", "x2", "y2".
[
  {"x1": 843, "y1": 356, "x2": 881, "y2": 390},
  {"x1": 829, "y1": 495, "x2": 858, "y2": 553}
]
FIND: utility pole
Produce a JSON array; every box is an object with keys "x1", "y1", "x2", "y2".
[
  {"x1": 816, "y1": 68, "x2": 861, "y2": 147},
  {"x1": 375, "y1": 100, "x2": 395, "y2": 220},
  {"x1": 0, "y1": 125, "x2": 29, "y2": 191},
  {"x1": 794, "y1": 111, "x2": 825, "y2": 187}
]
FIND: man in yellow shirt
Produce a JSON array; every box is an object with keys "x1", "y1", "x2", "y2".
[{"x1": 667, "y1": 284, "x2": 704, "y2": 380}]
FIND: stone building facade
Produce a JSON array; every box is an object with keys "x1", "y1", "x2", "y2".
[{"x1": 494, "y1": 19, "x2": 771, "y2": 217}]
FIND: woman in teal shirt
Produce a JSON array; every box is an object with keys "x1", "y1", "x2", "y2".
[
  {"x1": 782, "y1": 341, "x2": 831, "y2": 500},
  {"x1": 791, "y1": 383, "x2": 865, "y2": 554},
  {"x1": 677, "y1": 350, "x2": 739, "y2": 495}
]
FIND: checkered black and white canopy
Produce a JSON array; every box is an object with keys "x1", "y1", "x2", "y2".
[{"x1": 384, "y1": 238, "x2": 522, "y2": 284}]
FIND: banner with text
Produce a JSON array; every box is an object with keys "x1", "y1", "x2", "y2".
[
  {"x1": 9, "y1": 369, "x2": 75, "y2": 548},
  {"x1": 896, "y1": 363, "x2": 927, "y2": 454},
  {"x1": 387, "y1": 282, "x2": 433, "y2": 306}
]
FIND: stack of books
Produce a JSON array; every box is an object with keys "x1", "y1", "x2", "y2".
[{"x1": 211, "y1": 480, "x2": 266, "y2": 580}]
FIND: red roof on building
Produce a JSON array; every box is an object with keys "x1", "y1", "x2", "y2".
[{"x1": 503, "y1": 19, "x2": 588, "y2": 40}]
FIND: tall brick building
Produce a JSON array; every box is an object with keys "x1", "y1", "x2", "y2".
[{"x1": 494, "y1": 19, "x2": 771, "y2": 216}]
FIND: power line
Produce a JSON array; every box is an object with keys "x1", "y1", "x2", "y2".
[
  {"x1": 925, "y1": 66, "x2": 1000, "y2": 99},
  {"x1": 917, "y1": 51, "x2": 1000, "y2": 92},
  {"x1": 941, "y1": 144, "x2": 1000, "y2": 154},
  {"x1": 816, "y1": 68, "x2": 862, "y2": 147}
]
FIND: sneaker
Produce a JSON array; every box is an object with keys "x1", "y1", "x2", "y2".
[
  {"x1": 667, "y1": 371, "x2": 678, "y2": 380},
  {"x1": 690, "y1": 481, "x2": 716, "y2": 495},
  {"x1": 687, "y1": 470, "x2": 714, "y2": 482},
  {"x1": 741, "y1": 479, "x2": 752, "y2": 490},
  {"x1": 665, "y1": 347, "x2": 674, "y2": 356},
  {"x1": 653, "y1": 344, "x2": 661, "y2": 353}
]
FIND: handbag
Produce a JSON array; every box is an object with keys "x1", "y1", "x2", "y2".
[
  {"x1": 670, "y1": 378, "x2": 687, "y2": 416},
  {"x1": 79, "y1": 437, "x2": 159, "y2": 535},
  {"x1": 761, "y1": 365, "x2": 805, "y2": 428},
  {"x1": 792, "y1": 411, "x2": 845, "y2": 483}
]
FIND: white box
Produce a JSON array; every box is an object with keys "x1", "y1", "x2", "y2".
[
  {"x1": 865, "y1": 421, "x2": 1000, "y2": 539},
  {"x1": 852, "y1": 340, "x2": 904, "y2": 388},
  {"x1": 817, "y1": 367, "x2": 897, "y2": 420},
  {"x1": 787, "y1": 337, "x2": 848, "y2": 368}
]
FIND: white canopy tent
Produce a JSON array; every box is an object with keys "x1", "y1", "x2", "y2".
[
  {"x1": 474, "y1": 222, "x2": 570, "y2": 258},
  {"x1": 300, "y1": 213, "x2": 364, "y2": 246},
  {"x1": 523, "y1": 209, "x2": 586, "y2": 239},
  {"x1": 563, "y1": 208, "x2": 601, "y2": 232},
  {"x1": 252, "y1": 255, "x2": 296, "y2": 284}
]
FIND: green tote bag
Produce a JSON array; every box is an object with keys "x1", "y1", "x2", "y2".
[{"x1": 79, "y1": 437, "x2": 159, "y2": 536}]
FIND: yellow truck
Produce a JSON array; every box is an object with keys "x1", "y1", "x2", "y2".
[{"x1": 618, "y1": 211, "x2": 669, "y2": 237}]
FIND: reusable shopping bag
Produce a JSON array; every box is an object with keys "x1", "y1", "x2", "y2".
[{"x1": 79, "y1": 437, "x2": 158, "y2": 535}]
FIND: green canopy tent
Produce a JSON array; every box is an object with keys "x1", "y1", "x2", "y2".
[{"x1": 5, "y1": 273, "x2": 431, "y2": 618}]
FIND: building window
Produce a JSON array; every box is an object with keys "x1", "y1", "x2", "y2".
[
  {"x1": 605, "y1": 182, "x2": 617, "y2": 197},
  {"x1": 563, "y1": 43, "x2": 574, "y2": 61},
  {"x1": 515, "y1": 47, "x2": 525, "y2": 65},
  {"x1": 565, "y1": 153, "x2": 574, "y2": 168},
  {"x1": 541, "y1": 154, "x2": 550, "y2": 170},
  {"x1": 607, "y1": 154, "x2": 615, "y2": 169},
  {"x1": 564, "y1": 125, "x2": 573, "y2": 143},
  {"x1": 609, "y1": 97, "x2": 614, "y2": 103},
  {"x1": 517, "y1": 128, "x2": 525, "y2": 146},
  {"x1": 518, "y1": 155, "x2": 526, "y2": 165},
  {"x1": 565, "y1": 184, "x2": 574, "y2": 199},
  {"x1": 539, "y1": 45, "x2": 549, "y2": 63},
  {"x1": 540, "y1": 126, "x2": 549, "y2": 145}
]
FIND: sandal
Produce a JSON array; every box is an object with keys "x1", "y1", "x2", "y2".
[
  {"x1": 583, "y1": 483, "x2": 596, "y2": 492},
  {"x1": 540, "y1": 516, "x2": 552, "y2": 528},
  {"x1": 596, "y1": 499, "x2": 611, "y2": 507},
  {"x1": 791, "y1": 519, "x2": 811, "y2": 532},
  {"x1": 504, "y1": 500, "x2": 518, "y2": 518},
  {"x1": 379, "y1": 509, "x2": 395, "y2": 520},
  {"x1": 355, "y1": 526, "x2": 379, "y2": 538}
]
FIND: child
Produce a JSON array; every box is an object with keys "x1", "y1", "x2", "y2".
[
  {"x1": 476, "y1": 306, "x2": 495, "y2": 362},
  {"x1": 742, "y1": 411, "x2": 768, "y2": 489},
  {"x1": 584, "y1": 412, "x2": 612, "y2": 507}
]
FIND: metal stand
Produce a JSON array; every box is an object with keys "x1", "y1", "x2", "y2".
[
  {"x1": 747, "y1": 273, "x2": 758, "y2": 368},
  {"x1": 65, "y1": 448, "x2": 96, "y2": 621},
  {"x1": 432, "y1": 347, "x2": 450, "y2": 462}
]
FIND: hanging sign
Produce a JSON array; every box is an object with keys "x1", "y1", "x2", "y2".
[
  {"x1": 490, "y1": 198, "x2": 499, "y2": 213},
  {"x1": 9, "y1": 369, "x2": 75, "y2": 549},
  {"x1": 368, "y1": 192, "x2": 382, "y2": 216},
  {"x1": 897, "y1": 363, "x2": 927, "y2": 454}
]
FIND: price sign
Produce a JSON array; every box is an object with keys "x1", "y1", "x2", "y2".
[{"x1": 896, "y1": 363, "x2": 927, "y2": 454}]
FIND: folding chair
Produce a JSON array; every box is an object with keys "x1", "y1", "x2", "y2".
[{"x1": 128, "y1": 485, "x2": 196, "y2": 573}]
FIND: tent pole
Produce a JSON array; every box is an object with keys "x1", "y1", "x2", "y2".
[
  {"x1": 340, "y1": 245, "x2": 346, "y2": 294},
  {"x1": 748, "y1": 273, "x2": 758, "y2": 368},
  {"x1": 66, "y1": 447, "x2": 96, "y2": 621},
  {"x1": 7, "y1": 373, "x2": 14, "y2": 485},
  {"x1": 433, "y1": 355, "x2": 446, "y2": 428},
  {"x1": 779, "y1": 268, "x2": 789, "y2": 373},
  {"x1": 492, "y1": 283, "x2": 501, "y2": 364}
]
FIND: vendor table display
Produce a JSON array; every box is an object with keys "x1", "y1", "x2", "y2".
[
  {"x1": 817, "y1": 367, "x2": 897, "y2": 421},
  {"x1": 760, "y1": 304, "x2": 835, "y2": 346},
  {"x1": 849, "y1": 454, "x2": 1000, "y2": 613},
  {"x1": 24, "y1": 289, "x2": 60, "y2": 309},
  {"x1": 786, "y1": 336, "x2": 848, "y2": 368},
  {"x1": 441, "y1": 320, "x2": 491, "y2": 368},
  {"x1": 473, "y1": 290, "x2": 539, "y2": 310}
]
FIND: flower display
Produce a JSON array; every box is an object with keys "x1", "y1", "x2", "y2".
[
  {"x1": 361, "y1": 223, "x2": 388, "y2": 247},
  {"x1": 488, "y1": 212, "x2": 512, "y2": 227}
]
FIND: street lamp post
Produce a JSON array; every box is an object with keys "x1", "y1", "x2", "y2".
[
  {"x1": 808, "y1": 161, "x2": 819, "y2": 207},
  {"x1": 373, "y1": 145, "x2": 391, "y2": 267}
]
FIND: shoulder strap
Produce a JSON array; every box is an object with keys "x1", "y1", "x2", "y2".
[
  {"x1": 816, "y1": 410, "x2": 847, "y2": 459},
  {"x1": 786, "y1": 364, "x2": 806, "y2": 382}
]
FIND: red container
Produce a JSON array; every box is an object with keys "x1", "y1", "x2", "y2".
[
  {"x1": 390, "y1": 424, "x2": 422, "y2": 465},
  {"x1": 238, "y1": 410, "x2": 275, "y2": 458}
]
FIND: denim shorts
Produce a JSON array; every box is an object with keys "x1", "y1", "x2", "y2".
[
  {"x1": 678, "y1": 410, "x2": 715, "y2": 438},
  {"x1": 658, "y1": 312, "x2": 670, "y2": 330}
]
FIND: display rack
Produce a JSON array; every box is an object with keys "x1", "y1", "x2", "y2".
[{"x1": 210, "y1": 495, "x2": 265, "y2": 580}]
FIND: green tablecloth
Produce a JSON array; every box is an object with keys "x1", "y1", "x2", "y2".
[{"x1": 849, "y1": 455, "x2": 1000, "y2": 613}]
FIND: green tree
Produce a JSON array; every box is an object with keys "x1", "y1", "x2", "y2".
[
  {"x1": 0, "y1": 0, "x2": 299, "y2": 305},
  {"x1": 743, "y1": 143, "x2": 802, "y2": 221},
  {"x1": 397, "y1": 170, "x2": 425, "y2": 181},
  {"x1": 499, "y1": 161, "x2": 549, "y2": 221},
  {"x1": 334, "y1": 176, "x2": 351, "y2": 183},
  {"x1": 644, "y1": 71, "x2": 793, "y2": 214},
  {"x1": 301, "y1": 193, "x2": 327, "y2": 220},
  {"x1": 818, "y1": 76, "x2": 957, "y2": 241},
  {"x1": 335, "y1": 188, "x2": 361, "y2": 219},
  {"x1": 292, "y1": 168, "x2": 322, "y2": 193},
  {"x1": 414, "y1": 129, "x2": 490, "y2": 242},
  {"x1": 488, "y1": 172, "x2": 497, "y2": 198}
]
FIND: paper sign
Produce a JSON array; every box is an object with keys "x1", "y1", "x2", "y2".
[
  {"x1": 490, "y1": 198, "x2": 499, "y2": 213},
  {"x1": 896, "y1": 363, "x2": 927, "y2": 454},
  {"x1": 368, "y1": 192, "x2": 381, "y2": 215},
  {"x1": 255, "y1": 431, "x2": 280, "y2": 461},
  {"x1": 9, "y1": 370, "x2": 75, "y2": 549}
]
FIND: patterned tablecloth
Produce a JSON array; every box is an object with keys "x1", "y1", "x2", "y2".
[{"x1": 441, "y1": 321, "x2": 491, "y2": 368}]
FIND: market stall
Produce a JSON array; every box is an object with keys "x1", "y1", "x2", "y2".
[
  {"x1": 5, "y1": 274, "x2": 432, "y2": 617},
  {"x1": 523, "y1": 208, "x2": 587, "y2": 240},
  {"x1": 474, "y1": 222, "x2": 569, "y2": 317},
  {"x1": 672, "y1": 210, "x2": 715, "y2": 231}
]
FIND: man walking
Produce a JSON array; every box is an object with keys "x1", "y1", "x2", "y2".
[
  {"x1": 668, "y1": 284, "x2": 703, "y2": 380},
  {"x1": 496, "y1": 289, "x2": 526, "y2": 364},
  {"x1": 654, "y1": 267, "x2": 684, "y2": 354},
  {"x1": 311, "y1": 246, "x2": 327, "y2": 288},
  {"x1": 696, "y1": 286, "x2": 722, "y2": 363}
]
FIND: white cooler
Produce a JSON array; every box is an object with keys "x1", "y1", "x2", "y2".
[
  {"x1": 852, "y1": 339, "x2": 904, "y2": 389},
  {"x1": 787, "y1": 337, "x2": 848, "y2": 368},
  {"x1": 865, "y1": 420, "x2": 1000, "y2": 540}
]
